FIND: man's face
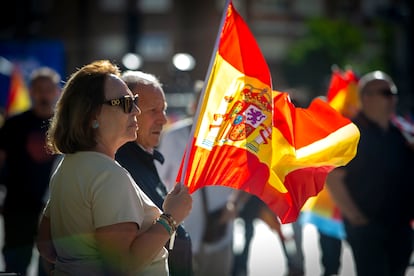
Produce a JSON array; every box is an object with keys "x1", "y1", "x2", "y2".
[
  {"x1": 363, "y1": 79, "x2": 397, "y2": 116},
  {"x1": 135, "y1": 84, "x2": 167, "y2": 150},
  {"x1": 30, "y1": 77, "x2": 61, "y2": 118}
]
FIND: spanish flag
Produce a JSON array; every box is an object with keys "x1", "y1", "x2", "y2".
[
  {"x1": 178, "y1": 1, "x2": 360, "y2": 223},
  {"x1": 6, "y1": 66, "x2": 31, "y2": 116}
]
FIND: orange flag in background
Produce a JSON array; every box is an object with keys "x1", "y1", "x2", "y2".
[
  {"x1": 326, "y1": 68, "x2": 360, "y2": 119},
  {"x1": 6, "y1": 66, "x2": 31, "y2": 116},
  {"x1": 178, "y1": 1, "x2": 360, "y2": 223}
]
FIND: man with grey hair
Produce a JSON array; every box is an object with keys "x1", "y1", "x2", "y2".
[
  {"x1": 116, "y1": 70, "x2": 193, "y2": 276},
  {"x1": 326, "y1": 70, "x2": 414, "y2": 276}
]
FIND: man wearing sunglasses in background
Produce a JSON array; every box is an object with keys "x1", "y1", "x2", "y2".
[
  {"x1": 326, "y1": 70, "x2": 414, "y2": 276},
  {"x1": 116, "y1": 71, "x2": 193, "y2": 276}
]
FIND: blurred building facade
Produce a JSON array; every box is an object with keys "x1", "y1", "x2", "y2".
[{"x1": 0, "y1": 0, "x2": 412, "y2": 117}]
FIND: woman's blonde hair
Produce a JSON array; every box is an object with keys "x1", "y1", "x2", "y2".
[{"x1": 46, "y1": 60, "x2": 121, "y2": 154}]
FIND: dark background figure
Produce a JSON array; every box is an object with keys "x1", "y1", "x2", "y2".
[
  {"x1": 232, "y1": 194, "x2": 304, "y2": 276},
  {"x1": 327, "y1": 70, "x2": 414, "y2": 276},
  {"x1": 116, "y1": 70, "x2": 193, "y2": 276},
  {"x1": 0, "y1": 67, "x2": 61, "y2": 275},
  {"x1": 232, "y1": 195, "x2": 266, "y2": 276},
  {"x1": 318, "y1": 231, "x2": 342, "y2": 276}
]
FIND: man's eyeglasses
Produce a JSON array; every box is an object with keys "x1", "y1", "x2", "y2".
[{"x1": 104, "y1": 94, "x2": 139, "y2": 113}]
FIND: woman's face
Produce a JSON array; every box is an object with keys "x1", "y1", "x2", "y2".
[{"x1": 96, "y1": 74, "x2": 140, "y2": 152}]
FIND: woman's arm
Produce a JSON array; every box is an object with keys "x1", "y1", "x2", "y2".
[
  {"x1": 96, "y1": 220, "x2": 175, "y2": 273},
  {"x1": 96, "y1": 183, "x2": 192, "y2": 273},
  {"x1": 36, "y1": 214, "x2": 57, "y2": 264}
]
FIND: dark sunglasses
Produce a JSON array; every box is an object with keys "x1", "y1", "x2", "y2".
[
  {"x1": 376, "y1": 89, "x2": 397, "y2": 98},
  {"x1": 104, "y1": 94, "x2": 139, "y2": 113}
]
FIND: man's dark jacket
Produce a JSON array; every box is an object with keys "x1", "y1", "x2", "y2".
[{"x1": 116, "y1": 141, "x2": 193, "y2": 276}]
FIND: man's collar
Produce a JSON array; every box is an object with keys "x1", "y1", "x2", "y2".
[
  {"x1": 153, "y1": 149, "x2": 165, "y2": 165},
  {"x1": 137, "y1": 143, "x2": 164, "y2": 164}
]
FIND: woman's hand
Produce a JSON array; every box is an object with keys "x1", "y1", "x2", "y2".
[{"x1": 162, "y1": 183, "x2": 192, "y2": 225}]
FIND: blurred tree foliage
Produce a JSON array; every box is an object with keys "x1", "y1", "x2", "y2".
[{"x1": 281, "y1": 17, "x2": 390, "y2": 99}]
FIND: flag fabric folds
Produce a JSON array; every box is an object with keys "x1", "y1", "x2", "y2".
[
  {"x1": 178, "y1": 1, "x2": 360, "y2": 223},
  {"x1": 300, "y1": 68, "x2": 359, "y2": 238},
  {"x1": 6, "y1": 66, "x2": 31, "y2": 116},
  {"x1": 326, "y1": 68, "x2": 360, "y2": 119}
]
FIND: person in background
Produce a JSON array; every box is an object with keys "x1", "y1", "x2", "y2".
[
  {"x1": 0, "y1": 66, "x2": 61, "y2": 275},
  {"x1": 232, "y1": 194, "x2": 305, "y2": 276},
  {"x1": 327, "y1": 70, "x2": 414, "y2": 276},
  {"x1": 35, "y1": 60, "x2": 192, "y2": 275},
  {"x1": 317, "y1": 231, "x2": 342, "y2": 276},
  {"x1": 116, "y1": 70, "x2": 193, "y2": 275}
]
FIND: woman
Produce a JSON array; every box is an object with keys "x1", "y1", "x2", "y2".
[{"x1": 36, "y1": 60, "x2": 192, "y2": 275}]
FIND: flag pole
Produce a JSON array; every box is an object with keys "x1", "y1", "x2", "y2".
[{"x1": 179, "y1": 0, "x2": 232, "y2": 184}]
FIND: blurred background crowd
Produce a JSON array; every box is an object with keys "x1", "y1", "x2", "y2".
[{"x1": 0, "y1": 0, "x2": 413, "y2": 122}]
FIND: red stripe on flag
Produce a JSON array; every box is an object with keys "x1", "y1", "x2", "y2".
[
  {"x1": 219, "y1": 2, "x2": 271, "y2": 86},
  {"x1": 326, "y1": 69, "x2": 348, "y2": 102}
]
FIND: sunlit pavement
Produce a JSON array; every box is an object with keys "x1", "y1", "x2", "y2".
[{"x1": 234, "y1": 219, "x2": 414, "y2": 276}]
